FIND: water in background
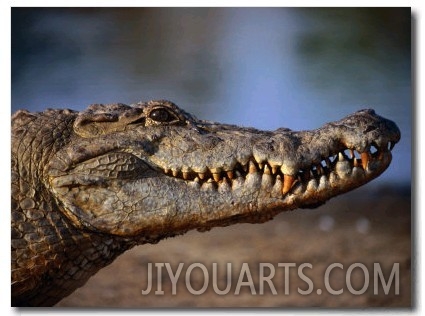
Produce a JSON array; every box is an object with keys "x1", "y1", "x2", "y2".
[{"x1": 12, "y1": 8, "x2": 411, "y2": 185}]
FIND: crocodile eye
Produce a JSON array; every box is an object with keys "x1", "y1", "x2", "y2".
[{"x1": 149, "y1": 108, "x2": 176, "y2": 123}]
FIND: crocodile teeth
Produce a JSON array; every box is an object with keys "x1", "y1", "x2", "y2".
[
  {"x1": 212, "y1": 173, "x2": 221, "y2": 182},
  {"x1": 226, "y1": 170, "x2": 234, "y2": 179},
  {"x1": 182, "y1": 171, "x2": 190, "y2": 180},
  {"x1": 361, "y1": 152, "x2": 370, "y2": 170},
  {"x1": 163, "y1": 139, "x2": 394, "y2": 196},
  {"x1": 282, "y1": 174, "x2": 296, "y2": 195},
  {"x1": 263, "y1": 164, "x2": 271, "y2": 175},
  {"x1": 249, "y1": 161, "x2": 257, "y2": 174}
]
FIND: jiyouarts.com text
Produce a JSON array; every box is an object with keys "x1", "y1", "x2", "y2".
[{"x1": 140, "y1": 262, "x2": 399, "y2": 296}]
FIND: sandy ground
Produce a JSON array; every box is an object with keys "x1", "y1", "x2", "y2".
[{"x1": 56, "y1": 184, "x2": 411, "y2": 308}]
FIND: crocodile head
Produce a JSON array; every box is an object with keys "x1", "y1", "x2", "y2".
[{"x1": 47, "y1": 100, "x2": 400, "y2": 242}]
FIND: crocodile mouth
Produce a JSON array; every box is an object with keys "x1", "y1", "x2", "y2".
[{"x1": 160, "y1": 141, "x2": 395, "y2": 197}]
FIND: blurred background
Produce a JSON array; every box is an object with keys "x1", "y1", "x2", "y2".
[
  {"x1": 12, "y1": 7, "x2": 411, "y2": 185},
  {"x1": 11, "y1": 8, "x2": 412, "y2": 307}
]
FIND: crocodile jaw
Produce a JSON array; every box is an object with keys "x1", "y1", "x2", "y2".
[{"x1": 47, "y1": 103, "x2": 400, "y2": 239}]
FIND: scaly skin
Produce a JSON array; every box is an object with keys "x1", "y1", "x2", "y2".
[{"x1": 11, "y1": 100, "x2": 400, "y2": 306}]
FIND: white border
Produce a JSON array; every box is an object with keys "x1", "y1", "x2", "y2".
[{"x1": 2, "y1": 2, "x2": 420, "y2": 316}]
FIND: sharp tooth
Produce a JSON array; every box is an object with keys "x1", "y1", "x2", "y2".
[
  {"x1": 353, "y1": 158, "x2": 359, "y2": 167},
  {"x1": 361, "y1": 152, "x2": 370, "y2": 170},
  {"x1": 207, "y1": 178, "x2": 214, "y2": 183},
  {"x1": 182, "y1": 171, "x2": 190, "y2": 180},
  {"x1": 338, "y1": 152, "x2": 345, "y2": 161},
  {"x1": 282, "y1": 174, "x2": 296, "y2": 195},
  {"x1": 164, "y1": 168, "x2": 169, "y2": 174},
  {"x1": 242, "y1": 163, "x2": 248, "y2": 173},
  {"x1": 349, "y1": 149, "x2": 354, "y2": 159},
  {"x1": 226, "y1": 170, "x2": 234, "y2": 179},
  {"x1": 198, "y1": 172, "x2": 206, "y2": 180},
  {"x1": 263, "y1": 164, "x2": 271, "y2": 175},
  {"x1": 172, "y1": 169, "x2": 179, "y2": 177},
  {"x1": 210, "y1": 168, "x2": 222, "y2": 181},
  {"x1": 271, "y1": 165, "x2": 279, "y2": 175},
  {"x1": 258, "y1": 162, "x2": 264, "y2": 170},
  {"x1": 249, "y1": 161, "x2": 257, "y2": 174},
  {"x1": 389, "y1": 141, "x2": 395, "y2": 150}
]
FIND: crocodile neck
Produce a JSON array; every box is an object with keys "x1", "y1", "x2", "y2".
[{"x1": 12, "y1": 110, "x2": 134, "y2": 306}]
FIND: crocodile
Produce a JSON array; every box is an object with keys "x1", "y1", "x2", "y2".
[{"x1": 11, "y1": 100, "x2": 400, "y2": 306}]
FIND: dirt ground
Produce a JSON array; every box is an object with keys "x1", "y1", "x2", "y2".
[{"x1": 56, "y1": 184, "x2": 411, "y2": 308}]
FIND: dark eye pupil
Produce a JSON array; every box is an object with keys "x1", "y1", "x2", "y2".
[{"x1": 150, "y1": 109, "x2": 172, "y2": 122}]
